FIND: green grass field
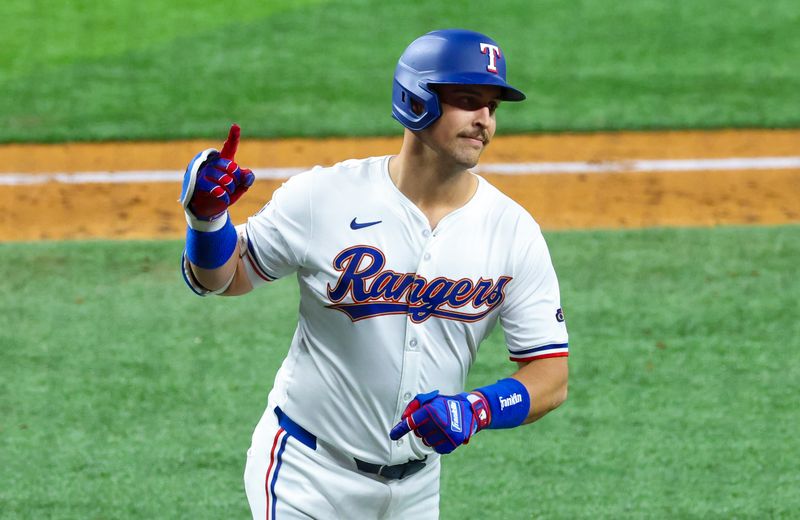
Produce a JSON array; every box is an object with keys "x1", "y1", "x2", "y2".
[
  {"x1": 1, "y1": 0, "x2": 798, "y2": 142},
  {"x1": 2, "y1": 226, "x2": 798, "y2": 519}
]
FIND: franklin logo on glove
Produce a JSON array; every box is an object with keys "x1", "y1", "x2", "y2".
[{"x1": 448, "y1": 400, "x2": 462, "y2": 433}]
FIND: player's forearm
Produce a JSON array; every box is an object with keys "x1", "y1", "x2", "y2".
[
  {"x1": 180, "y1": 124, "x2": 257, "y2": 297},
  {"x1": 189, "y1": 242, "x2": 242, "y2": 293},
  {"x1": 512, "y1": 357, "x2": 569, "y2": 424},
  {"x1": 391, "y1": 357, "x2": 568, "y2": 452}
]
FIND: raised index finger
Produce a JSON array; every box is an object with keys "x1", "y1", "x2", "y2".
[
  {"x1": 389, "y1": 418, "x2": 411, "y2": 441},
  {"x1": 220, "y1": 123, "x2": 240, "y2": 160}
]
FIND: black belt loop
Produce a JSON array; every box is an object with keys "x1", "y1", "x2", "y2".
[{"x1": 354, "y1": 456, "x2": 428, "y2": 480}]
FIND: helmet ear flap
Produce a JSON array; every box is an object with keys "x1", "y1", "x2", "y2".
[{"x1": 392, "y1": 78, "x2": 441, "y2": 131}]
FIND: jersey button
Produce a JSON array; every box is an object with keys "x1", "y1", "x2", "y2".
[
  {"x1": 423, "y1": 253, "x2": 431, "y2": 261},
  {"x1": 403, "y1": 392, "x2": 412, "y2": 401},
  {"x1": 408, "y1": 339, "x2": 418, "y2": 349},
  {"x1": 422, "y1": 229, "x2": 431, "y2": 238},
  {"x1": 396, "y1": 439, "x2": 404, "y2": 446}
]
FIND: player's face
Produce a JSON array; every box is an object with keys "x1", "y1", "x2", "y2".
[{"x1": 423, "y1": 84, "x2": 501, "y2": 169}]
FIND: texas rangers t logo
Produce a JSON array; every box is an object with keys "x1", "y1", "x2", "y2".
[
  {"x1": 326, "y1": 246, "x2": 512, "y2": 323},
  {"x1": 479, "y1": 43, "x2": 501, "y2": 73}
]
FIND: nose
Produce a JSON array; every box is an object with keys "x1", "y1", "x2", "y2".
[{"x1": 473, "y1": 105, "x2": 492, "y2": 128}]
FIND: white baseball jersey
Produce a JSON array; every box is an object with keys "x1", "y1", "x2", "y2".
[{"x1": 238, "y1": 155, "x2": 568, "y2": 466}]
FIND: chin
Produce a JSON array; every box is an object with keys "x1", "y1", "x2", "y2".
[{"x1": 455, "y1": 152, "x2": 481, "y2": 169}]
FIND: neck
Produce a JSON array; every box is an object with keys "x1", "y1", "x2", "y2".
[{"x1": 388, "y1": 131, "x2": 478, "y2": 228}]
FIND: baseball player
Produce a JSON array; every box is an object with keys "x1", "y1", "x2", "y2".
[{"x1": 180, "y1": 29, "x2": 569, "y2": 519}]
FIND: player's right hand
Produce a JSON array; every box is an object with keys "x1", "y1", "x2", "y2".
[{"x1": 180, "y1": 124, "x2": 255, "y2": 226}]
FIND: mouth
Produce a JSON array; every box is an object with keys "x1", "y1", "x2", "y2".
[{"x1": 460, "y1": 134, "x2": 487, "y2": 147}]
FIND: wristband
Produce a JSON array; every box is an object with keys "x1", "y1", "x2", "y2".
[
  {"x1": 185, "y1": 212, "x2": 237, "y2": 269},
  {"x1": 473, "y1": 377, "x2": 530, "y2": 429}
]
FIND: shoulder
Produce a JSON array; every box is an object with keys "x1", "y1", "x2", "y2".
[
  {"x1": 262, "y1": 156, "x2": 389, "y2": 221},
  {"x1": 293, "y1": 156, "x2": 388, "y2": 183},
  {"x1": 472, "y1": 175, "x2": 551, "y2": 275},
  {"x1": 267, "y1": 156, "x2": 387, "y2": 201},
  {"x1": 474, "y1": 175, "x2": 542, "y2": 236}
]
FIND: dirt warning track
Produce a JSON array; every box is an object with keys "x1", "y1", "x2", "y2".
[{"x1": 1, "y1": 129, "x2": 798, "y2": 241}]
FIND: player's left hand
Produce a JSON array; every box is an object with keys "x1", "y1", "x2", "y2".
[{"x1": 389, "y1": 390, "x2": 491, "y2": 454}]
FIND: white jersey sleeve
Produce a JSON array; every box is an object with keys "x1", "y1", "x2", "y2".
[
  {"x1": 237, "y1": 170, "x2": 315, "y2": 286},
  {"x1": 499, "y1": 216, "x2": 569, "y2": 361}
]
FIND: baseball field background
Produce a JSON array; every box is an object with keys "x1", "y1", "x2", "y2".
[{"x1": 2, "y1": 1, "x2": 799, "y2": 519}]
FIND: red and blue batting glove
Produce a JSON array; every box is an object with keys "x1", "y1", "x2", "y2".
[
  {"x1": 180, "y1": 124, "x2": 255, "y2": 269},
  {"x1": 180, "y1": 124, "x2": 255, "y2": 231},
  {"x1": 389, "y1": 390, "x2": 490, "y2": 454},
  {"x1": 389, "y1": 378, "x2": 530, "y2": 454}
]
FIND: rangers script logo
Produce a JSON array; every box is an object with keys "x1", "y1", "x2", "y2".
[{"x1": 326, "y1": 246, "x2": 512, "y2": 323}]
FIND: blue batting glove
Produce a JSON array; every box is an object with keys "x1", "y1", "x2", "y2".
[
  {"x1": 180, "y1": 124, "x2": 255, "y2": 230},
  {"x1": 389, "y1": 390, "x2": 491, "y2": 454}
]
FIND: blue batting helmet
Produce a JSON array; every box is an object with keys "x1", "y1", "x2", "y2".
[{"x1": 392, "y1": 29, "x2": 526, "y2": 131}]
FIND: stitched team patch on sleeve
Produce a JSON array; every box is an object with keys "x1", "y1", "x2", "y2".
[{"x1": 509, "y1": 343, "x2": 569, "y2": 362}]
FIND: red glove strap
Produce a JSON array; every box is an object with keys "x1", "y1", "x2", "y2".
[{"x1": 466, "y1": 392, "x2": 491, "y2": 431}]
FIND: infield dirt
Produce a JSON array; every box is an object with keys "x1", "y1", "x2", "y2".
[{"x1": 1, "y1": 129, "x2": 798, "y2": 241}]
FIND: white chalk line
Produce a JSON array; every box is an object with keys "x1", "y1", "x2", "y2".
[{"x1": 1, "y1": 157, "x2": 799, "y2": 186}]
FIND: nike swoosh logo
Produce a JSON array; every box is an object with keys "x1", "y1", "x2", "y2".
[{"x1": 350, "y1": 218, "x2": 382, "y2": 230}]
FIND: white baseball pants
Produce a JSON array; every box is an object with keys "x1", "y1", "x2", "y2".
[{"x1": 244, "y1": 405, "x2": 441, "y2": 519}]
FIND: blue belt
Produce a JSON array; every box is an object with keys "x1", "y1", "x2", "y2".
[{"x1": 274, "y1": 407, "x2": 427, "y2": 480}]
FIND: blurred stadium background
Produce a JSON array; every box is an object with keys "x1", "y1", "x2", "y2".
[{"x1": 1, "y1": 1, "x2": 798, "y2": 518}]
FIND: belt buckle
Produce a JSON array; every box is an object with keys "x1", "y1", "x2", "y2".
[
  {"x1": 378, "y1": 457, "x2": 427, "y2": 480},
  {"x1": 377, "y1": 464, "x2": 393, "y2": 479}
]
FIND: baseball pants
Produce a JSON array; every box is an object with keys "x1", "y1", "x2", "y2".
[{"x1": 244, "y1": 404, "x2": 441, "y2": 519}]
